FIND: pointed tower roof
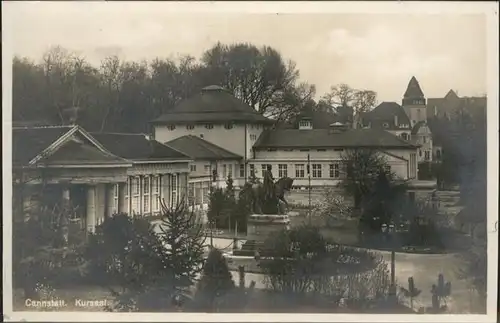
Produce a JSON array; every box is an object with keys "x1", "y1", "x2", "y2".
[
  {"x1": 445, "y1": 89, "x2": 459, "y2": 99},
  {"x1": 403, "y1": 76, "x2": 425, "y2": 98}
]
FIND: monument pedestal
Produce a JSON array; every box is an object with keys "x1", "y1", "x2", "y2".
[
  {"x1": 234, "y1": 214, "x2": 291, "y2": 257},
  {"x1": 246, "y1": 213, "x2": 290, "y2": 241}
]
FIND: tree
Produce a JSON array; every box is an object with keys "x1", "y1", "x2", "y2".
[
  {"x1": 361, "y1": 170, "x2": 407, "y2": 233},
  {"x1": 154, "y1": 197, "x2": 207, "y2": 303},
  {"x1": 207, "y1": 187, "x2": 227, "y2": 229},
  {"x1": 85, "y1": 213, "x2": 165, "y2": 294},
  {"x1": 340, "y1": 148, "x2": 392, "y2": 209},
  {"x1": 321, "y1": 84, "x2": 377, "y2": 128},
  {"x1": 200, "y1": 42, "x2": 306, "y2": 120},
  {"x1": 260, "y1": 224, "x2": 328, "y2": 296},
  {"x1": 224, "y1": 175, "x2": 237, "y2": 231},
  {"x1": 193, "y1": 248, "x2": 235, "y2": 311}
]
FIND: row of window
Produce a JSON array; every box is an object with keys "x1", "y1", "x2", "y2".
[
  {"x1": 267, "y1": 148, "x2": 344, "y2": 152},
  {"x1": 121, "y1": 175, "x2": 179, "y2": 215},
  {"x1": 187, "y1": 182, "x2": 211, "y2": 206},
  {"x1": 253, "y1": 163, "x2": 346, "y2": 179},
  {"x1": 166, "y1": 123, "x2": 238, "y2": 131}
]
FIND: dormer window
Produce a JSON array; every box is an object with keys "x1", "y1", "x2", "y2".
[
  {"x1": 224, "y1": 123, "x2": 233, "y2": 130},
  {"x1": 167, "y1": 125, "x2": 176, "y2": 130},
  {"x1": 298, "y1": 119, "x2": 312, "y2": 130}
]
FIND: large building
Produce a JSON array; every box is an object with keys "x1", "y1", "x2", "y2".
[
  {"x1": 362, "y1": 76, "x2": 435, "y2": 163},
  {"x1": 151, "y1": 85, "x2": 421, "y2": 201},
  {"x1": 13, "y1": 125, "x2": 191, "y2": 234},
  {"x1": 427, "y1": 89, "x2": 487, "y2": 120},
  {"x1": 252, "y1": 122, "x2": 419, "y2": 188},
  {"x1": 151, "y1": 85, "x2": 274, "y2": 191}
]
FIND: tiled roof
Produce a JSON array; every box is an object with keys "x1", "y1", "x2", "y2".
[
  {"x1": 12, "y1": 126, "x2": 74, "y2": 165},
  {"x1": 43, "y1": 140, "x2": 130, "y2": 165},
  {"x1": 411, "y1": 121, "x2": 427, "y2": 135},
  {"x1": 90, "y1": 133, "x2": 190, "y2": 161},
  {"x1": 286, "y1": 109, "x2": 344, "y2": 129},
  {"x1": 403, "y1": 76, "x2": 425, "y2": 98},
  {"x1": 362, "y1": 102, "x2": 411, "y2": 130},
  {"x1": 151, "y1": 85, "x2": 273, "y2": 125},
  {"x1": 253, "y1": 128, "x2": 418, "y2": 149},
  {"x1": 165, "y1": 135, "x2": 243, "y2": 160},
  {"x1": 152, "y1": 85, "x2": 273, "y2": 124}
]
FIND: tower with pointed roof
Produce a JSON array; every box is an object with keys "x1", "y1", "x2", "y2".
[{"x1": 402, "y1": 76, "x2": 427, "y2": 126}]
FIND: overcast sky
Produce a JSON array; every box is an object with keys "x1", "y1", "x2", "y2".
[{"x1": 5, "y1": 2, "x2": 490, "y2": 102}]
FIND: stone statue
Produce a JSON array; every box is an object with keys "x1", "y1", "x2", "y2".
[{"x1": 239, "y1": 170, "x2": 294, "y2": 215}]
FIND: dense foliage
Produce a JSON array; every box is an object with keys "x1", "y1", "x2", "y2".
[{"x1": 193, "y1": 248, "x2": 235, "y2": 311}]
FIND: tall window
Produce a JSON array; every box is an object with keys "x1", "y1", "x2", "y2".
[
  {"x1": 228, "y1": 164, "x2": 233, "y2": 178},
  {"x1": 112, "y1": 183, "x2": 119, "y2": 214},
  {"x1": 171, "y1": 174, "x2": 178, "y2": 207},
  {"x1": 153, "y1": 176, "x2": 160, "y2": 212},
  {"x1": 239, "y1": 164, "x2": 245, "y2": 178},
  {"x1": 124, "y1": 179, "x2": 129, "y2": 214},
  {"x1": 423, "y1": 136, "x2": 427, "y2": 144},
  {"x1": 143, "y1": 176, "x2": 150, "y2": 214},
  {"x1": 188, "y1": 183, "x2": 195, "y2": 206},
  {"x1": 278, "y1": 164, "x2": 288, "y2": 178},
  {"x1": 329, "y1": 163, "x2": 340, "y2": 178},
  {"x1": 261, "y1": 164, "x2": 272, "y2": 177},
  {"x1": 249, "y1": 164, "x2": 255, "y2": 177},
  {"x1": 131, "y1": 177, "x2": 140, "y2": 214},
  {"x1": 425, "y1": 151, "x2": 431, "y2": 161},
  {"x1": 223, "y1": 164, "x2": 227, "y2": 178},
  {"x1": 204, "y1": 164, "x2": 211, "y2": 174},
  {"x1": 190, "y1": 164, "x2": 197, "y2": 172},
  {"x1": 295, "y1": 164, "x2": 305, "y2": 178},
  {"x1": 312, "y1": 164, "x2": 322, "y2": 178}
]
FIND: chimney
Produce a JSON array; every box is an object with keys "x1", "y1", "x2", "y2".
[
  {"x1": 394, "y1": 115, "x2": 399, "y2": 127},
  {"x1": 62, "y1": 107, "x2": 81, "y2": 126}
]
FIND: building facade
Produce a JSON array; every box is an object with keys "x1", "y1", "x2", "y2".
[
  {"x1": 251, "y1": 124, "x2": 419, "y2": 188},
  {"x1": 13, "y1": 125, "x2": 191, "y2": 234},
  {"x1": 362, "y1": 76, "x2": 435, "y2": 164}
]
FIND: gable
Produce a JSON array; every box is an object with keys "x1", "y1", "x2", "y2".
[
  {"x1": 22, "y1": 126, "x2": 129, "y2": 166},
  {"x1": 40, "y1": 133, "x2": 130, "y2": 166},
  {"x1": 13, "y1": 126, "x2": 75, "y2": 165}
]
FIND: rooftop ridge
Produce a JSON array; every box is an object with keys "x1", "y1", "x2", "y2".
[
  {"x1": 186, "y1": 135, "x2": 241, "y2": 158},
  {"x1": 13, "y1": 125, "x2": 74, "y2": 130},
  {"x1": 91, "y1": 132, "x2": 148, "y2": 136}
]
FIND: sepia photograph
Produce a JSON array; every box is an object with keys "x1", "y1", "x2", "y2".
[{"x1": 2, "y1": 1, "x2": 498, "y2": 321}]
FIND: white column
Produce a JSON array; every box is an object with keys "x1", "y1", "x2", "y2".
[
  {"x1": 86, "y1": 185, "x2": 96, "y2": 233},
  {"x1": 61, "y1": 186, "x2": 70, "y2": 244}
]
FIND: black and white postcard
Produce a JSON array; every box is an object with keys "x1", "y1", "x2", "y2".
[{"x1": 2, "y1": 1, "x2": 498, "y2": 322}]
